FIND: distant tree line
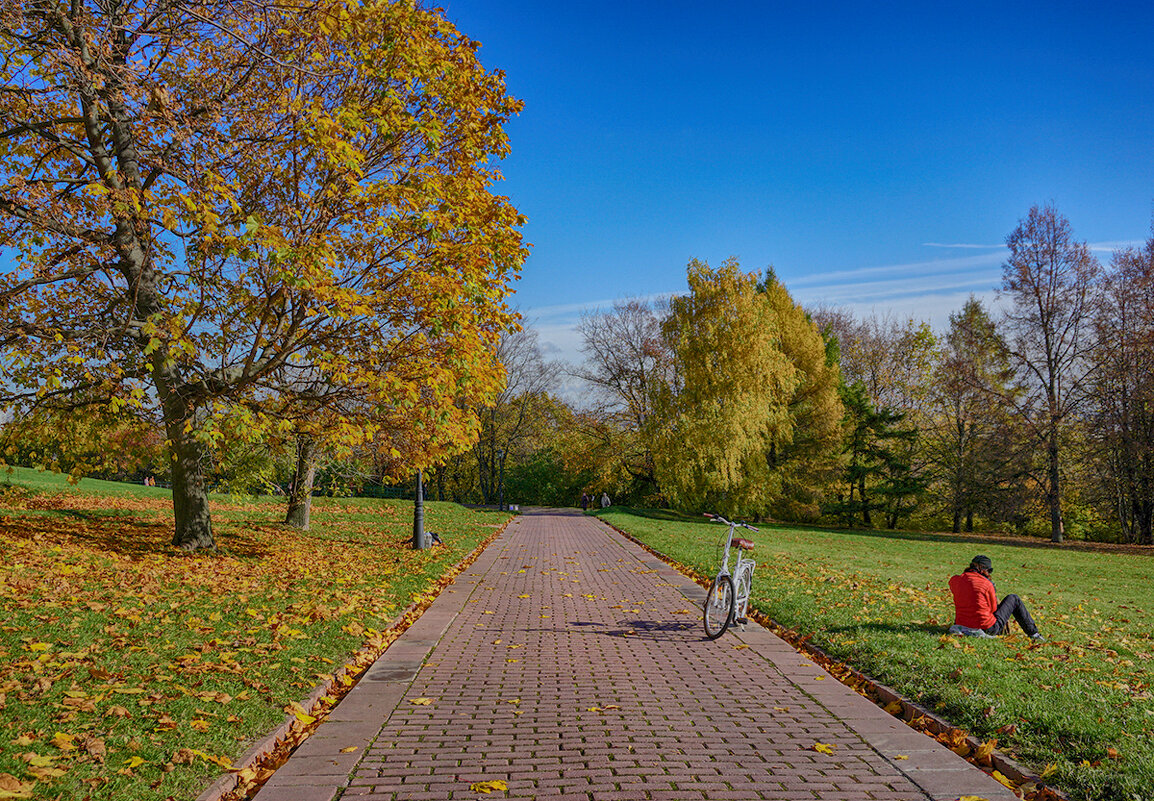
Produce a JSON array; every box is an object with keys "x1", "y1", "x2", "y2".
[{"x1": 462, "y1": 204, "x2": 1153, "y2": 545}]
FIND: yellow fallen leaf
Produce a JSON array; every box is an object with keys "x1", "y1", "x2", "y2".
[
  {"x1": 1039, "y1": 763, "x2": 1058, "y2": 778},
  {"x1": 470, "y1": 779, "x2": 508, "y2": 793},
  {"x1": 122, "y1": 756, "x2": 144, "y2": 769},
  {"x1": 773, "y1": 706, "x2": 790, "y2": 712},
  {"x1": 190, "y1": 750, "x2": 232, "y2": 768},
  {"x1": 286, "y1": 703, "x2": 316, "y2": 725},
  {"x1": 812, "y1": 742, "x2": 835, "y2": 755},
  {"x1": 340, "y1": 746, "x2": 358, "y2": 753},
  {"x1": 991, "y1": 770, "x2": 1015, "y2": 789},
  {"x1": 894, "y1": 754, "x2": 909, "y2": 760},
  {"x1": 733, "y1": 644, "x2": 750, "y2": 650},
  {"x1": 884, "y1": 701, "x2": 903, "y2": 715},
  {"x1": 814, "y1": 676, "x2": 826, "y2": 681},
  {"x1": 50, "y1": 733, "x2": 75, "y2": 752},
  {"x1": 506, "y1": 659, "x2": 519, "y2": 663},
  {"x1": 409, "y1": 698, "x2": 433, "y2": 706},
  {"x1": 517, "y1": 594, "x2": 530, "y2": 599},
  {"x1": 956, "y1": 797, "x2": 990, "y2": 801}
]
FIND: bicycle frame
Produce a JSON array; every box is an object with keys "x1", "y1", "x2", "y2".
[{"x1": 703, "y1": 513, "x2": 757, "y2": 638}]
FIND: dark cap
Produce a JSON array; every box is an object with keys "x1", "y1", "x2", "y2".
[{"x1": 969, "y1": 555, "x2": 993, "y2": 571}]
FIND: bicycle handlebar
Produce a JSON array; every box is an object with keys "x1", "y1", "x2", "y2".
[{"x1": 703, "y1": 512, "x2": 759, "y2": 532}]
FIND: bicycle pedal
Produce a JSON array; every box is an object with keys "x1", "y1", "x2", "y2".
[{"x1": 735, "y1": 617, "x2": 749, "y2": 626}]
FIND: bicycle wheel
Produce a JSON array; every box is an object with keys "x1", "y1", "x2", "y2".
[{"x1": 703, "y1": 574, "x2": 735, "y2": 640}]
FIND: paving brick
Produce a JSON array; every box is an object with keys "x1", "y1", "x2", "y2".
[{"x1": 254, "y1": 509, "x2": 1023, "y2": 801}]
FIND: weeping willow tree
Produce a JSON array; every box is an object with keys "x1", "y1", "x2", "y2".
[{"x1": 647, "y1": 259, "x2": 843, "y2": 519}]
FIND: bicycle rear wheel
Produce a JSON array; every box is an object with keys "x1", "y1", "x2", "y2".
[{"x1": 703, "y1": 574, "x2": 735, "y2": 639}]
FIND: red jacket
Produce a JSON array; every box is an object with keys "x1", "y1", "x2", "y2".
[{"x1": 949, "y1": 570, "x2": 997, "y2": 629}]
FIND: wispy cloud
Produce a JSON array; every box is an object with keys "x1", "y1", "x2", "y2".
[
  {"x1": 786, "y1": 250, "x2": 1005, "y2": 288},
  {"x1": 922, "y1": 242, "x2": 1006, "y2": 249}
]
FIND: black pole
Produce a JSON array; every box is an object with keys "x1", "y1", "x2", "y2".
[
  {"x1": 412, "y1": 469, "x2": 426, "y2": 550},
  {"x1": 497, "y1": 450, "x2": 506, "y2": 511}
]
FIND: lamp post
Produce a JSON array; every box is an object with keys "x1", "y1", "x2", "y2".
[
  {"x1": 412, "y1": 468, "x2": 426, "y2": 550},
  {"x1": 496, "y1": 448, "x2": 506, "y2": 512}
]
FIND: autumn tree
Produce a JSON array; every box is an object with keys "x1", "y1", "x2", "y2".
[
  {"x1": 475, "y1": 328, "x2": 560, "y2": 506},
  {"x1": 648, "y1": 259, "x2": 792, "y2": 516},
  {"x1": 0, "y1": 0, "x2": 524, "y2": 548},
  {"x1": 756, "y1": 271, "x2": 844, "y2": 520},
  {"x1": 999, "y1": 204, "x2": 1099, "y2": 542},
  {"x1": 1088, "y1": 236, "x2": 1154, "y2": 544},
  {"x1": 574, "y1": 299, "x2": 667, "y2": 499},
  {"x1": 811, "y1": 309, "x2": 935, "y2": 527},
  {"x1": 930, "y1": 298, "x2": 1030, "y2": 532}
]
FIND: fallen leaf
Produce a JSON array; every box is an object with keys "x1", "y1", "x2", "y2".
[
  {"x1": 470, "y1": 779, "x2": 509, "y2": 793},
  {"x1": 894, "y1": 754, "x2": 909, "y2": 760},
  {"x1": 122, "y1": 756, "x2": 144, "y2": 769},
  {"x1": 0, "y1": 773, "x2": 34, "y2": 798},
  {"x1": 339, "y1": 746, "x2": 358, "y2": 753},
  {"x1": 812, "y1": 742, "x2": 835, "y2": 755},
  {"x1": 991, "y1": 770, "x2": 1015, "y2": 789},
  {"x1": 50, "y1": 732, "x2": 76, "y2": 752},
  {"x1": 409, "y1": 698, "x2": 433, "y2": 706},
  {"x1": 171, "y1": 749, "x2": 195, "y2": 765}
]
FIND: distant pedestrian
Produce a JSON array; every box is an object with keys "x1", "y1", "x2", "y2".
[
  {"x1": 580, "y1": 492, "x2": 589, "y2": 511},
  {"x1": 948, "y1": 555, "x2": 1044, "y2": 641},
  {"x1": 600, "y1": 492, "x2": 610, "y2": 508}
]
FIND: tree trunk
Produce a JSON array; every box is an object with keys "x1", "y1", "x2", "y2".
[
  {"x1": 286, "y1": 435, "x2": 319, "y2": 530},
  {"x1": 1047, "y1": 431, "x2": 1064, "y2": 543},
  {"x1": 160, "y1": 391, "x2": 215, "y2": 551}
]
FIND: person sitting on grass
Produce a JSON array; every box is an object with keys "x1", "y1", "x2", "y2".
[{"x1": 948, "y1": 555, "x2": 1044, "y2": 641}]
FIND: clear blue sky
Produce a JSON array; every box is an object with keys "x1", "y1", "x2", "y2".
[{"x1": 442, "y1": 0, "x2": 1154, "y2": 361}]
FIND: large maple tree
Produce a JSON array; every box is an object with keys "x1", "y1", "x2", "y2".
[{"x1": 0, "y1": 0, "x2": 525, "y2": 549}]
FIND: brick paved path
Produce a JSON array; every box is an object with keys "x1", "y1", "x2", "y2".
[{"x1": 253, "y1": 509, "x2": 1018, "y2": 801}]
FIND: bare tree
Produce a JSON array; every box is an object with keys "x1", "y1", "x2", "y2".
[
  {"x1": 476, "y1": 328, "x2": 561, "y2": 505},
  {"x1": 1088, "y1": 236, "x2": 1154, "y2": 544},
  {"x1": 998, "y1": 204, "x2": 1099, "y2": 542},
  {"x1": 573, "y1": 299, "x2": 668, "y2": 497}
]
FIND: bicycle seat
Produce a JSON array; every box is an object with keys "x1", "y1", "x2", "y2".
[{"x1": 734, "y1": 538, "x2": 755, "y2": 551}]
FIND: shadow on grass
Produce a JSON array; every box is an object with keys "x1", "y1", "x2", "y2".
[
  {"x1": 0, "y1": 508, "x2": 276, "y2": 560},
  {"x1": 823, "y1": 621, "x2": 952, "y2": 638},
  {"x1": 592, "y1": 506, "x2": 699, "y2": 523}
]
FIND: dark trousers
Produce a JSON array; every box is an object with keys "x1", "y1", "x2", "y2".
[{"x1": 985, "y1": 594, "x2": 1039, "y2": 637}]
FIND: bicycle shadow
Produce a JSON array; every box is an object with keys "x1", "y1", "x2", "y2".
[{"x1": 554, "y1": 616, "x2": 701, "y2": 643}]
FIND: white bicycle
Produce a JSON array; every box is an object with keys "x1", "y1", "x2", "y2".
[{"x1": 702, "y1": 512, "x2": 758, "y2": 640}]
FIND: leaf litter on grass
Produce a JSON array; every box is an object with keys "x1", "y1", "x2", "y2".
[{"x1": 0, "y1": 488, "x2": 506, "y2": 800}]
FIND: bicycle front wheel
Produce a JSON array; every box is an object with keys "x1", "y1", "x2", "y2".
[{"x1": 703, "y1": 574, "x2": 735, "y2": 640}]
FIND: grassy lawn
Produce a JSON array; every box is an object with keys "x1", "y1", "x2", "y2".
[
  {"x1": 0, "y1": 466, "x2": 509, "y2": 800},
  {"x1": 596, "y1": 507, "x2": 1154, "y2": 801}
]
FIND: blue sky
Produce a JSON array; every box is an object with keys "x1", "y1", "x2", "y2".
[{"x1": 442, "y1": 1, "x2": 1154, "y2": 361}]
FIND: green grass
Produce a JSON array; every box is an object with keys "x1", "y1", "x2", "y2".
[
  {"x1": 0, "y1": 467, "x2": 510, "y2": 800},
  {"x1": 596, "y1": 506, "x2": 1154, "y2": 801}
]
